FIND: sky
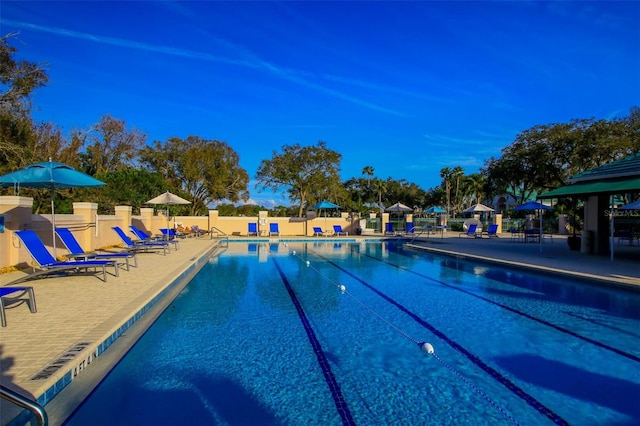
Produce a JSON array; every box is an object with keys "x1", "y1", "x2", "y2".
[{"x1": 1, "y1": 1, "x2": 639, "y2": 208}]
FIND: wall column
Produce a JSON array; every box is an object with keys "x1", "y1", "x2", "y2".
[
  {"x1": 382, "y1": 212, "x2": 390, "y2": 233},
  {"x1": 581, "y1": 196, "x2": 598, "y2": 254},
  {"x1": 493, "y1": 213, "x2": 502, "y2": 233},
  {"x1": 209, "y1": 209, "x2": 219, "y2": 234},
  {"x1": 258, "y1": 211, "x2": 269, "y2": 236},
  {"x1": 558, "y1": 214, "x2": 569, "y2": 235},
  {"x1": 140, "y1": 207, "x2": 154, "y2": 232},
  {"x1": 115, "y1": 206, "x2": 132, "y2": 231},
  {"x1": 0, "y1": 196, "x2": 33, "y2": 268},
  {"x1": 73, "y1": 202, "x2": 98, "y2": 251}
]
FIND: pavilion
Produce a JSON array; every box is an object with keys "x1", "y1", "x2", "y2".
[{"x1": 539, "y1": 153, "x2": 640, "y2": 257}]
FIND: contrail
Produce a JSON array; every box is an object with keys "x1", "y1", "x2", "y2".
[{"x1": 2, "y1": 18, "x2": 408, "y2": 116}]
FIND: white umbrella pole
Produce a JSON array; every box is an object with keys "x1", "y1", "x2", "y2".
[
  {"x1": 539, "y1": 207, "x2": 542, "y2": 253},
  {"x1": 610, "y1": 195, "x2": 614, "y2": 263},
  {"x1": 51, "y1": 187, "x2": 57, "y2": 258}
]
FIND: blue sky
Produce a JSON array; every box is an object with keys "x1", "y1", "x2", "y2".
[{"x1": 2, "y1": 1, "x2": 639, "y2": 207}]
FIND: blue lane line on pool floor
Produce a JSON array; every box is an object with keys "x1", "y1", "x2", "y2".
[
  {"x1": 271, "y1": 256, "x2": 356, "y2": 426},
  {"x1": 312, "y1": 250, "x2": 569, "y2": 426},
  {"x1": 360, "y1": 247, "x2": 640, "y2": 364}
]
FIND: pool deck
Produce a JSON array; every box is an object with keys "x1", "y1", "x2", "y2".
[{"x1": 0, "y1": 233, "x2": 638, "y2": 424}]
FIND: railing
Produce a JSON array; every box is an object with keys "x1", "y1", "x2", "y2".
[
  {"x1": 409, "y1": 225, "x2": 446, "y2": 243},
  {"x1": 209, "y1": 226, "x2": 229, "y2": 245},
  {"x1": 0, "y1": 385, "x2": 48, "y2": 426}
]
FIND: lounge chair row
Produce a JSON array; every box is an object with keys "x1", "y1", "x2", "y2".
[
  {"x1": 247, "y1": 222, "x2": 282, "y2": 237},
  {"x1": 1, "y1": 225, "x2": 178, "y2": 326},
  {"x1": 459, "y1": 224, "x2": 499, "y2": 238},
  {"x1": 313, "y1": 225, "x2": 348, "y2": 236},
  {"x1": 248, "y1": 223, "x2": 351, "y2": 237},
  {"x1": 384, "y1": 222, "x2": 418, "y2": 236}
]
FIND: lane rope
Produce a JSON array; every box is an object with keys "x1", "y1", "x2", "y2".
[{"x1": 282, "y1": 244, "x2": 522, "y2": 426}]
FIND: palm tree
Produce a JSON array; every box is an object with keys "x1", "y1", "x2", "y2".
[
  {"x1": 465, "y1": 173, "x2": 487, "y2": 206},
  {"x1": 362, "y1": 165, "x2": 375, "y2": 186},
  {"x1": 372, "y1": 178, "x2": 387, "y2": 213}
]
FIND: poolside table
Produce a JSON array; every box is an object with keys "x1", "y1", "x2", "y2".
[{"x1": 524, "y1": 229, "x2": 541, "y2": 243}]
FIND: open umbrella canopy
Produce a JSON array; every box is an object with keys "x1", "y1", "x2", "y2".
[
  {"x1": 311, "y1": 200, "x2": 341, "y2": 210},
  {"x1": 618, "y1": 199, "x2": 640, "y2": 210},
  {"x1": 146, "y1": 191, "x2": 191, "y2": 206},
  {"x1": 385, "y1": 202, "x2": 413, "y2": 212},
  {"x1": 462, "y1": 203, "x2": 494, "y2": 213},
  {"x1": 310, "y1": 200, "x2": 341, "y2": 229},
  {"x1": 0, "y1": 160, "x2": 105, "y2": 190},
  {"x1": 424, "y1": 206, "x2": 446, "y2": 214},
  {"x1": 0, "y1": 159, "x2": 105, "y2": 255},
  {"x1": 146, "y1": 191, "x2": 191, "y2": 231},
  {"x1": 513, "y1": 201, "x2": 552, "y2": 211}
]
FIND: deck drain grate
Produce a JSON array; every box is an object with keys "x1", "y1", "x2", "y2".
[{"x1": 31, "y1": 342, "x2": 93, "y2": 380}]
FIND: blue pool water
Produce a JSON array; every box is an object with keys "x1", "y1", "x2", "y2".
[{"x1": 65, "y1": 241, "x2": 640, "y2": 426}]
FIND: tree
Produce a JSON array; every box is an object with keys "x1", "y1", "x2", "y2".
[
  {"x1": 343, "y1": 176, "x2": 377, "y2": 213},
  {"x1": 140, "y1": 136, "x2": 249, "y2": 215},
  {"x1": 91, "y1": 168, "x2": 169, "y2": 214},
  {"x1": 0, "y1": 33, "x2": 49, "y2": 114},
  {"x1": 361, "y1": 165, "x2": 374, "y2": 186},
  {"x1": 0, "y1": 33, "x2": 50, "y2": 174},
  {"x1": 463, "y1": 173, "x2": 487, "y2": 206},
  {"x1": 371, "y1": 178, "x2": 387, "y2": 213},
  {"x1": 80, "y1": 115, "x2": 146, "y2": 175},
  {"x1": 482, "y1": 116, "x2": 639, "y2": 206},
  {"x1": 439, "y1": 166, "x2": 465, "y2": 215},
  {"x1": 255, "y1": 141, "x2": 342, "y2": 217}
]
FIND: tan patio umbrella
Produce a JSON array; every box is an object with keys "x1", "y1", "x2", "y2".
[
  {"x1": 385, "y1": 202, "x2": 413, "y2": 213},
  {"x1": 146, "y1": 191, "x2": 191, "y2": 232},
  {"x1": 462, "y1": 203, "x2": 494, "y2": 213}
]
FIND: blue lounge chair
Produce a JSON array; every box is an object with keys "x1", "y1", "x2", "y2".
[
  {"x1": 160, "y1": 228, "x2": 186, "y2": 240},
  {"x1": 112, "y1": 226, "x2": 170, "y2": 255},
  {"x1": 15, "y1": 230, "x2": 119, "y2": 282},
  {"x1": 482, "y1": 224, "x2": 499, "y2": 238},
  {"x1": 56, "y1": 227, "x2": 137, "y2": 270},
  {"x1": 404, "y1": 223, "x2": 415, "y2": 237},
  {"x1": 333, "y1": 225, "x2": 348, "y2": 236},
  {"x1": 459, "y1": 223, "x2": 478, "y2": 238},
  {"x1": 269, "y1": 223, "x2": 280, "y2": 237},
  {"x1": 248, "y1": 223, "x2": 258, "y2": 237},
  {"x1": 313, "y1": 226, "x2": 326, "y2": 236},
  {"x1": 385, "y1": 222, "x2": 396, "y2": 235},
  {"x1": 1, "y1": 287, "x2": 37, "y2": 327},
  {"x1": 130, "y1": 225, "x2": 178, "y2": 250}
]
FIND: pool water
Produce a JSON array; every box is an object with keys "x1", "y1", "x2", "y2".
[{"x1": 65, "y1": 241, "x2": 640, "y2": 426}]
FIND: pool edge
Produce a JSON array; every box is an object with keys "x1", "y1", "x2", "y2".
[
  {"x1": 404, "y1": 242, "x2": 640, "y2": 292},
  {"x1": 27, "y1": 242, "x2": 222, "y2": 426}
]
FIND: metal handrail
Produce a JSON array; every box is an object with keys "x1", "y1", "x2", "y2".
[
  {"x1": 0, "y1": 385, "x2": 48, "y2": 425},
  {"x1": 209, "y1": 226, "x2": 229, "y2": 244},
  {"x1": 409, "y1": 225, "x2": 430, "y2": 243}
]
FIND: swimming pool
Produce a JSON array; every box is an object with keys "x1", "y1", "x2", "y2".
[{"x1": 65, "y1": 241, "x2": 640, "y2": 425}]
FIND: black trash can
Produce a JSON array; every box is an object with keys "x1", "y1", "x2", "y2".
[{"x1": 581, "y1": 230, "x2": 594, "y2": 254}]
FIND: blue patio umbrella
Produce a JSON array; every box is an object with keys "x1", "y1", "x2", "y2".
[
  {"x1": 424, "y1": 206, "x2": 446, "y2": 229},
  {"x1": 513, "y1": 201, "x2": 552, "y2": 253},
  {"x1": 0, "y1": 159, "x2": 105, "y2": 255},
  {"x1": 311, "y1": 200, "x2": 341, "y2": 228},
  {"x1": 513, "y1": 201, "x2": 552, "y2": 211},
  {"x1": 311, "y1": 200, "x2": 341, "y2": 210},
  {"x1": 618, "y1": 199, "x2": 640, "y2": 210},
  {"x1": 424, "y1": 206, "x2": 446, "y2": 213}
]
